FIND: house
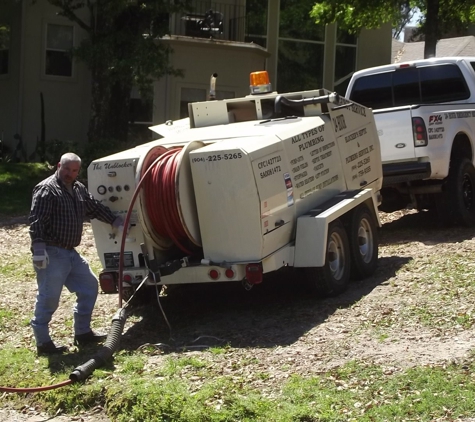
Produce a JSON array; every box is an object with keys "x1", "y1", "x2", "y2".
[
  {"x1": 0, "y1": 0, "x2": 392, "y2": 159},
  {"x1": 393, "y1": 35, "x2": 475, "y2": 63}
]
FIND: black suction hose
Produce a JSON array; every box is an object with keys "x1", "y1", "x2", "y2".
[{"x1": 69, "y1": 307, "x2": 129, "y2": 382}]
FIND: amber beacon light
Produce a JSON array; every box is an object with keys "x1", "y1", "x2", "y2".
[{"x1": 249, "y1": 71, "x2": 272, "y2": 94}]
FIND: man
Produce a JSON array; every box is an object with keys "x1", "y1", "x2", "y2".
[{"x1": 29, "y1": 152, "x2": 124, "y2": 355}]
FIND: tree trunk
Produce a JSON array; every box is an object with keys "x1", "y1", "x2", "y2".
[
  {"x1": 88, "y1": 67, "x2": 132, "y2": 145},
  {"x1": 424, "y1": 0, "x2": 439, "y2": 58},
  {"x1": 86, "y1": 4, "x2": 132, "y2": 145}
]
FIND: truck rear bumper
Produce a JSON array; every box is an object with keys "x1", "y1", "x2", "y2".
[{"x1": 382, "y1": 162, "x2": 431, "y2": 186}]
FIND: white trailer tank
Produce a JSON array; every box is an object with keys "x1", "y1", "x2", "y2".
[{"x1": 88, "y1": 82, "x2": 382, "y2": 300}]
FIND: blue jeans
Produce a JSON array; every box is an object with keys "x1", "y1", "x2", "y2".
[{"x1": 31, "y1": 245, "x2": 99, "y2": 346}]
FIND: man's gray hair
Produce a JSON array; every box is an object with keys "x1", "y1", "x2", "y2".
[{"x1": 60, "y1": 152, "x2": 82, "y2": 166}]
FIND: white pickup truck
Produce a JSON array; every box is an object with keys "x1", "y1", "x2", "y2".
[{"x1": 345, "y1": 57, "x2": 475, "y2": 226}]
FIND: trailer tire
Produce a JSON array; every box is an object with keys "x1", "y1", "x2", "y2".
[
  {"x1": 301, "y1": 219, "x2": 350, "y2": 297},
  {"x1": 348, "y1": 204, "x2": 379, "y2": 280},
  {"x1": 439, "y1": 158, "x2": 475, "y2": 226}
]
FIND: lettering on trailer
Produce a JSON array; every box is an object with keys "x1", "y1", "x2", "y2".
[
  {"x1": 260, "y1": 165, "x2": 282, "y2": 179},
  {"x1": 349, "y1": 144, "x2": 375, "y2": 181},
  {"x1": 293, "y1": 140, "x2": 337, "y2": 190},
  {"x1": 349, "y1": 103, "x2": 366, "y2": 117},
  {"x1": 344, "y1": 127, "x2": 367, "y2": 143},
  {"x1": 257, "y1": 155, "x2": 282, "y2": 169},
  {"x1": 332, "y1": 114, "x2": 347, "y2": 132},
  {"x1": 300, "y1": 174, "x2": 340, "y2": 199},
  {"x1": 291, "y1": 124, "x2": 325, "y2": 145},
  {"x1": 298, "y1": 135, "x2": 325, "y2": 152},
  {"x1": 284, "y1": 123, "x2": 341, "y2": 198},
  {"x1": 191, "y1": 153, "x2": 244, "y2": 163},
  {"x1": 92, "y1": 162, "x2": 133, "y2": 170},
  {"x1": 258, "y1": 154, "x2": 283, "y2": 179}
]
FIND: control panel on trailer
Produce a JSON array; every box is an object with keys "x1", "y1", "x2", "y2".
[{"x1": 88, "y1": 71, "x2": 383, "y2": 300}]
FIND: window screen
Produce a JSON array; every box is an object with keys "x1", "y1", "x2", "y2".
[
  {"x1": 0, "y1": 24, "x2": 10, "y2": 75},
  {"x1": 45, "y1": 24, "x2": 73, "y2": 77}
]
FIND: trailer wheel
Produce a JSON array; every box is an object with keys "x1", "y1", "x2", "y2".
[
  {"x1": 302, "y1": 219, "x2": 350, "y2": 297},
  {"x1": 439, "y1": 158, "x2": 475, "y2": 226},
  {"x1": 348, "y1": 204, "x2": 379, "y2": 280}
]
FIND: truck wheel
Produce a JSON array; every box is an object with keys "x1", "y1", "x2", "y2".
[
  {"x1": 301, "y1": 219, "x2": 350, "y2": 297},
  {"x1": 348, "y1": 204, "x2": 379, "y2": 280},
  {"x1": 443, "y1": 158, "x2": 475, "y2": 226}
]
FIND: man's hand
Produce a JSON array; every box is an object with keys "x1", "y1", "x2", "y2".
[
  {"x1": 112, "y1": 216, "x2": 130, "y2": 235},
  {"x1": 32, "y1": 242, "x2": 49, "y2": 270}
]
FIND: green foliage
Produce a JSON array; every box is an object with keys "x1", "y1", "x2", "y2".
[
  {"x1": 310, "y1": 0, "x2": 475, "y2": 57},
  {"x1": 0, "y1": 163, "x2": 54, "y2": 217},
  {"x1": 46, "y1": 0, "x2": 190, "y2": 144},
  {"x1": 310, "y1": 0, "x2": 410, "y2": 34}
]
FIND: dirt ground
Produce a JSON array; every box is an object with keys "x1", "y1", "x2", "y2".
[{"x1": 1, "y1": 209, "x2": 475, "y2": 421}]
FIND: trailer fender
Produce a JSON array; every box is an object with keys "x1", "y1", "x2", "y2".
[{"x1": 294, "y1": 189, "x2": 379, "y2": 267}]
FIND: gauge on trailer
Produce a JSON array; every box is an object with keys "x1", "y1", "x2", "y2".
[{"x1": 97, "y1": 185, "x2": 107, "y2": 195}]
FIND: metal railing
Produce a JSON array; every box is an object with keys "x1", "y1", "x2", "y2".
[{"x1": 169, "y1": 1, "x2": 247, "y2": 42}]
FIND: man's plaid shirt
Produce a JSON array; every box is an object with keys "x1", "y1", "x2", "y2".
[{"x1": 29, "y1": 172, "x2": 116, "y2": 249}]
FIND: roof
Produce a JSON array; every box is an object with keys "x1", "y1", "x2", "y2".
[{"x1": 392, "y1": 36, "x2": 475, "y2": 63}]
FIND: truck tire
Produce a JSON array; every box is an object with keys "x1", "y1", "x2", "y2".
[
  {"x1": 301, "y1": 219, "x2": 350, "y2": 297},
  {"x1": 440, "y1": 158, "x2": 475, "y2": 226},
  {"x1": 348, "y1": 204, "x2": 379, "y2": 280}
]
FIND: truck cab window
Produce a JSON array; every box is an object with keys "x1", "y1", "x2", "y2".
[
  {"x1": 393, "y1": 68, "x2": 420, "y2": 106},
  {"x1": 420, "y1": 64, "x2": 469, "y2": 103},
  {"x1": 350, "y1": 72, "x2": 392, "y2": 109}
]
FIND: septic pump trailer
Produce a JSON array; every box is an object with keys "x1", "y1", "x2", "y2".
[{"x1": 88, "y1": 71, "x2": 383, "y2": 301}]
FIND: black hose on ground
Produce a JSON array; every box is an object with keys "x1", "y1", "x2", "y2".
[{"x1": 69, "y1": 307, "x2": 129, "y2": 382}]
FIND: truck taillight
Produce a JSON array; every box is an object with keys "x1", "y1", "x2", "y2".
[
  {"x1": 99, "y1": 271, "x2": 117, "y2": 293},
  {"x1": 412, "y1": 117, "x2": 428, "y2": 147},
  {"x1": 245, "y1": 263, "x2": 263, "y2": 284}
]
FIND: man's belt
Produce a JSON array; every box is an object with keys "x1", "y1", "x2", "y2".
[{"x1": 46, "y1": 242, "x2": 75, "y2": 250}]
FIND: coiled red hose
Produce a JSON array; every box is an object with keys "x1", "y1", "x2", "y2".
[{"x1": 143, "y1": 148, "x2": 194, "y2": 255}]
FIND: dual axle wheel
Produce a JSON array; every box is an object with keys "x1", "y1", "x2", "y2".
[{"x1": 300, "y1": 203, "x2": 379, "y2": 297}]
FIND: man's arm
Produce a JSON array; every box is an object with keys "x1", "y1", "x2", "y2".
[
  {"x1": 29, "y1": 185, "x2": 52, "y2": 269},
  {"x1": 82, "y1": 186, "x2": 119, "y2": 226},
  {"x1": 29, "y1": 185, "x2": 53, "y2": 244}
]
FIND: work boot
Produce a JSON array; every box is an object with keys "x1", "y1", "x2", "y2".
[
  {"x1": 37, "y1": 341, "x2": 67, "y2": 356},
  {"x1": 74, "y1": 330, "x2": 107, "y2": 346}
]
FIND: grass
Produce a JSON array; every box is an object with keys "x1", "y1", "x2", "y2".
[
  {"x1": 1, "y1": 239, "x2": 475, "y2": 422},
  {"x1": 0, "y1": 162, "x2": 54, "y2": 217},
  {"x1": 1, "y1": 345, "x2": 475, "y2": 421},
  {"x1": 1, "y1": 163, "x2": 475, "y2": 420}
]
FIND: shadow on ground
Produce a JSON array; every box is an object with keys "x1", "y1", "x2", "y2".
[
  {"x1": 380, "y1": 209, "x2": 475, "y2": 245},
  {"x1": 119, "y1": 255, "x2": 409, "y2": 353}
]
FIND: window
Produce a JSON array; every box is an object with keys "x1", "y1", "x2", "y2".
[
  {"x1": 245, "y1": 0, "x2": 268, "y2": 47},
  {"x1": 277, "y1": 0, "x2": 325, "y2": 93},
  {"x1": 350, "y1": 72, "x2": 393, "y2": 109},
  {"x1": 334, "y1": 28, "x2": 357, "y2": 95},
  {"x1": 129, "y1": 86, "x2": 153, "y2": 124},
  {"x1": 0, "y1": 24, "x2": 10, "y2": 75},
  {"x1": 277, "y1": 40, "x2": 324, "y2": 92},
  {"x1": 45, "y1": 24, "x2": 73, "y2": 77},
  {"x1": 419, "y1": 64, "x2": 469, "y2": 103}
]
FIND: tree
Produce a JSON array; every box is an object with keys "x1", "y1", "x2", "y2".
[
  {"x1": 310, "y1": 0, "x2": 475, "y2": 59},
  {"x1": 47, "y1": 0, "x2": 191, "y2": 145}
]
